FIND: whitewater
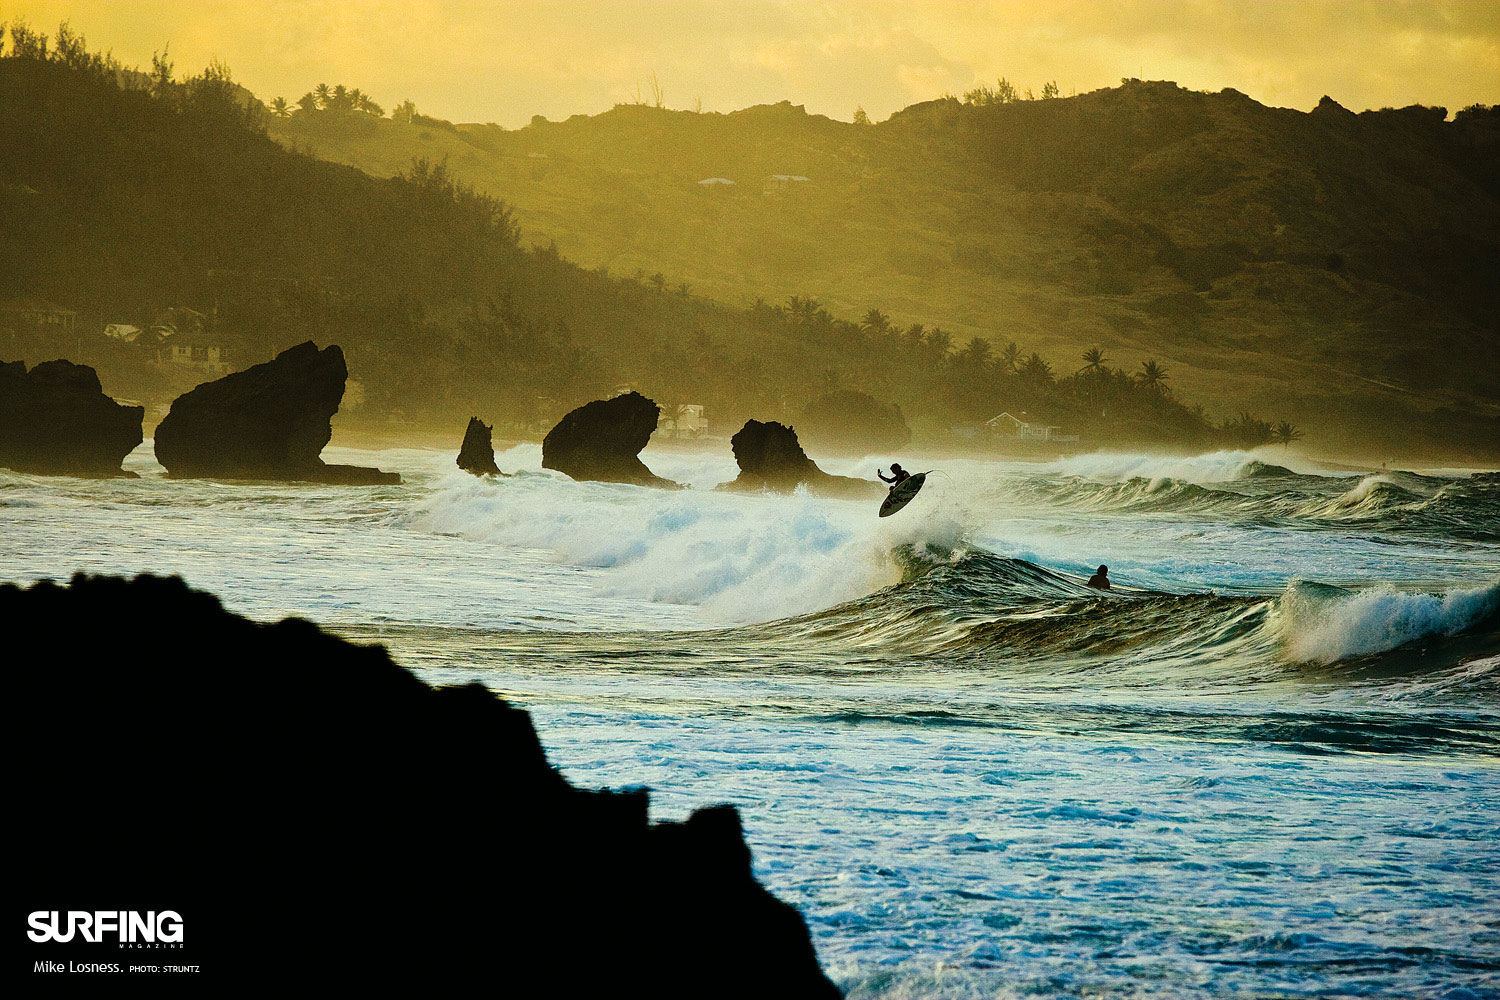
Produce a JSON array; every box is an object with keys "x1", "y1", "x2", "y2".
[{"x1": 3, "y1": 441, "x2": 1497, "y2": 998}]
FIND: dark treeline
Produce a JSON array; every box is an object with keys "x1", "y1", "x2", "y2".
[{"x1": 0, "y1": 22, "x2": 1291, "y2": 449}]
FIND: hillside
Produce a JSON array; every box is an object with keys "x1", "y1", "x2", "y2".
[
  {"x1": 1, "y1": 41, "x2": 1317, "y2": 459},
  {"x1": 269, "y1": 83, "x2": 1500, "y2": 460}
]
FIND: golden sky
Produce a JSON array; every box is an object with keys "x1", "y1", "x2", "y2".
[{"x1": 7, "y1": 1, "x2": 1498, "y2": 125}]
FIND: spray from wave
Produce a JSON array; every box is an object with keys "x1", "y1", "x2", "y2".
[{"x1": 411, "y1": 469, "x2": 970, "y2": 622}]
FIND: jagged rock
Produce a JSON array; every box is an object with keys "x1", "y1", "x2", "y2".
[
  {"x1": 798, "y1": 390, "x2": 912, "y2": 455},
  {"x1": 718, "y1": 420, "x2": 882, "y2": 499},
  {"x1": 154, "y1": 341, "x2": 399, "y2": 484},
  {"x1": 457, "y1": 416, "x2": 505, "y2": 476},
  {"x1": 0, "y1": 358, "x2": 142, "y2": 477},
  {"x1": 542, "y1": 391, "x2": 679, "y2": 487},
  {"x1": 9, "y1": 574, "x2": 839, "y2": 996},
  {"x1": 1313, "y1": 95, "x2": 1354, "y2": 118}
]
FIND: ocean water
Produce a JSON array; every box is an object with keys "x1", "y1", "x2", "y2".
[{"x1": 3, "y1": 441, "x2": 1497, "y2": 998}]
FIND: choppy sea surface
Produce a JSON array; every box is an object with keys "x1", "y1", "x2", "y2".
[{"x1": 4, "y1": 441, "x2": 1498, "y2": 998}]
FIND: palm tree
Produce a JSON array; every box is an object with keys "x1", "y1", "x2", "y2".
[
  {"x1": 959, "y1": 337, "x2": 993, "y2": 370},
  {"x1": 1078, "y1": 347, "x2": 1107, "y2": 374},
  {"x1": 999, "y1": 341, "x2": 1021, "y2": 374},
  {"x1": 1271, "y1": 421, "x2": 1304, "y2": 449},
  {"x1": 924, "y1": 328, "x2": 952, "y2": 360},
  {"x1": 269, "y1": 96, "x2": 291, "y2": 118},
  {"x1": 1137, "y1": 359, "x2": 1169, "y2": 391},
  {"x1": 330, "y1": 84, "x2": 352, "y2": 111},
  {"x1": 1019, "y1": 352, "x2": 1054, "y2": 384},
  {"x1": 860, "y1": 308, "x2": 891, "y2": 338},
  {"x1": 313, "y1": 82, "x2": 332, "y2": 109}
]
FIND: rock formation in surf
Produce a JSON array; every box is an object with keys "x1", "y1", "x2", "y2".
[
  {"x1": 153, "y1": 341, "x2": 399, "y2": 484},
  {"x1": 798, "y1": 390, "x2": 911, "y2": 455},
  {"x1": 456, "y1": 416, "x2": 506, "y2": 476},
  {"x1": 0, "y1": 359, "x2": 143, "y2": 477},
  {"x1": 542, "y1": 391, "x2": 679, "y2": 488},
  {"x1": 9, "y1": 573, "x2": 838, "y2": 997},
  {"x1": 719, "y1": 420, "x2": 882, "y2": 499}
]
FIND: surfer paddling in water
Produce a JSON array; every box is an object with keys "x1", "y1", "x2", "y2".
[{"x1": 878, "y1": 463, "x2": 911, "y2": 487}]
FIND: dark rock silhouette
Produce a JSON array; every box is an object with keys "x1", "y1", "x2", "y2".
[
  {"x1": 798, "y1": 390, "x2": 912, "y2": 456},
  {"x1": 0, "y1": 359, "x2": 143, "y2": 477},
  {"x1": 542, "y1": 391, "x2": 679, "y2": 487},
  {"x1": 718, "y1": 420, "x2": 882, "y2": 499},
  {"x1": 153, "y1": 342, "x2": 399, "y2": 484},
  {"x1": 10, "y1": 573, "x2": 839, "y2": 996},
  {"x1": 456, "y1": 416, "x2": 505, "y2": 476}
]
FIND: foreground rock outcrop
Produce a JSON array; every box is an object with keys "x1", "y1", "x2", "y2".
[
  {"x1": 10, "y1": 573, "x2": 839, "y2": 996},
  {"x1": 154, "y1": 341, "x2": 399, "y2": 484},
  {"x1": 542, "y1": 391, "x2": 679, "y2": 487},
  {"x1": 0, "y1": 359, "x2": 143, "y2": 476},
  {"x1": 456, "y1": 416, "x2": 506, "y2": 476},
  {"x1": 719, "y1": 420, "x2": 882, "y2": 499}
]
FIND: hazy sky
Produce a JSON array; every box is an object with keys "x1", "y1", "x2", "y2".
[{"x1": 7, "y1": 1, "x2": 1498, "y2": 125}]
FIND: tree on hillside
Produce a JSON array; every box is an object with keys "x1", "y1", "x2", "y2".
[
  {"x1": 313, "y1": 82, "x2": 331, "y2": 108},
  {"x1": 329, "y1": 84, "x2": 352, "y2": 111},
  {"x1": 392, "y1": 99, "x2": 417, "y2": 123},
  {"x1": 1137, "y1": 359, "x2": 1170, "y2": 392},
  {"x1": 853, "y1": 106, "x2": 870, "y2": 125},
  {"x1": 958, "y1": 337, "x2": 993, "y2": 371},
  {"x1": 149, "y1": 44, "x2": 173, "y2": 95},
  {"x1": 999, "y1": 341, "x2": 1021, "y2": 374},
  {"x1": 269, "y1": 96, "x2": 291, "y2": 118},
  {"x1": 860, "y1": 308, "x2": 891, "y2": 338},
  {"x1": 9, "y1": 19, "x2": 48, "y2": 59},
  {"x1": 924, "y1": 328, "x2": 952, "y2": 361},
  {"x1": 1271, "y1": 421, "x2": 1304, "y2": 449},
  {"x1": 1042, "y1": 81, "x2": 1060, "y2": 100},
  {"x1": 296, "y1": 92, "x2": 318, "y2": 114},
  {"x1": 902, "y1": 323, "x2": 926, "y2": 352},
  {"x1": 1079, "y1": 347, "x2": 1107, "y2": 373},
  {"x1": 1019, "y1": 352, "x2": 1053, "y2": 385},
  {"x1": 357, "y1": 92, "x2": 383, "y2": 116}
]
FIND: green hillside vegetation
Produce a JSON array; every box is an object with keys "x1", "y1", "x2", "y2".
[
  {"x1": 0, "y1": 22, "x2": 1486, "y2": 460},
  {"x1": 267, "y1": 72, "x2": 1500, "y2": 461}
]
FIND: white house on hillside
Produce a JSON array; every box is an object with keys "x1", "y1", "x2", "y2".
[{"x1": 986, "y1": 412, "x2": 1079, "y2": 443}]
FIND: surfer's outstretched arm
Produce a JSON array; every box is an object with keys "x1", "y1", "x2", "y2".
[{"x1": 877, "y1": 469, "x2": 894, "y2": 483}]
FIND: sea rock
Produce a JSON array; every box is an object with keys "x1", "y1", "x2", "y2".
[
  {"x1": 457, "y1": 416, "x2": 505, "y2": 476},
  {"x1": 798, "y1": 390, "x2": 912, "y2": 455},
  {"x1": 718, "y1": 420, "x2": 882, "y2": 499},
  {"x1": 154, "y1": 341, "x2": 399, "y2": 484},
  {"x1": 0, "y1": 358, "x2": 143, "y2": 476},
  {"x1": 542, "y1": 391, "x2": 679, "y2": 487},
  {"x1": 9, "y1": 573, "x2": 839, "y2": 996}
]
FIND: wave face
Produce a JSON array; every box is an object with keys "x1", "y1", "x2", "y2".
[
  {"x1": 408, "y1": 453, "x2": 1500, "y2": 697},
  {"x1": 1014, "y1": 456, "x2": 1500, "y2": 542}
]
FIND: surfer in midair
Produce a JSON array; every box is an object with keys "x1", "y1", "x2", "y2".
[{"x1": 878, "y1": 463, "x2": 911, "y2": 487}]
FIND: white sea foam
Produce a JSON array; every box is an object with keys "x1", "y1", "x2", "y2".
[
  {"x1": 1277, "y1": 576, "x2": 1500, "y2": 664},
  {"x1": 1038, "y1": 449, "x2": 1337, "y2": 484},
  {"x1": 412, "y1": 468, "x2": 969, "y2": 623}
]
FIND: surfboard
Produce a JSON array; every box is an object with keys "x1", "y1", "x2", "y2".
[{"x1": 878, "y1": 472, "x2": 927, "y2": 517}]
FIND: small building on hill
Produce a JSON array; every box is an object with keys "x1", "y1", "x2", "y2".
[
  {"x1": 155, "y1": 333, "x2": 233, "y2": 375},
  {"x1": 661, "y1": 404, "x2": 707, "y2": 439},
  {"x1": 986, "y1": 412, "x2": 1078, "y2": 443}
]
